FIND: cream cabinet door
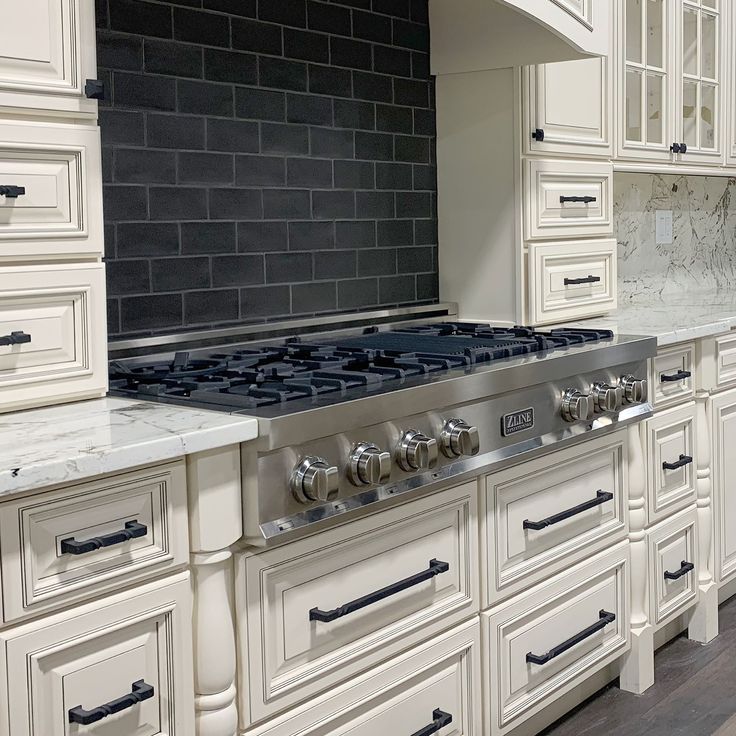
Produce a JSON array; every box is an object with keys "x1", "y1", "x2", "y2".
[
  {"x1": 727, "y1": 0, "x2": 736, "y2": 166},
  {"x1": 0, "y1": 0, "x2": 98, "y2": 117},
  {"x1": 711, "y1": 388, "x2": 736, "y2": 585},
  {"x1": 524, "y1": 55, "x2": 612, "y2": 157},
  {"x1": 616, "y1": 0, "x2": 677, "y2": 161},
  {"x1": 676, "y1": 0, "x2": 725, "y2": 165}
]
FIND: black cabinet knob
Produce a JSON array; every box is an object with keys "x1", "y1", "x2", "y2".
[
  {"x1": 532, "y1": 128, "x2": 545, "y2": 141},
  {"x1": 85, "y1": 78, "x2": 105, "y2": 100}
]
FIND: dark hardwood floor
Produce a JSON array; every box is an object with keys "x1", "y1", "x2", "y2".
[{"x1": 541, "y1": 596, "x2": 736, "y2": 736}]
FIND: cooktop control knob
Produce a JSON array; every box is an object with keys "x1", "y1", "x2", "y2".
[
  {"x1": 291, "y1": 456, "x2": 339, "y2": 504},
  {"x1": 561, "y1": 389, "x2": 595, "y2": 423},
  {"x1": 397, "y1": 430, "x2": 439, "y2": 471},
  {"x1": 619, "y1": 375, "x2": 648, "y2": 404},
  {"x1": 348, "y1": 442, "x2": 391, "y2": 486},
  {"x1": 591, "y1": 382, "x2": 624, "y2": 413},
  {"x1": 441, "y1": 418, "x2": 481, "y2": 458}
]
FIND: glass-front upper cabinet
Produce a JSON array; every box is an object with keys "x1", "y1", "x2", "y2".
[
  {"x1": 677, "y1": 0, "x2": 723, "y2": 163},
  {"x1": 617, "y1": 0, "x2": 675, "y2": 161}
]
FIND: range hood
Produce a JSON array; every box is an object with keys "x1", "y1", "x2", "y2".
[{"x1": 430, "y1": 0, "x2": 610, "y2": 74}]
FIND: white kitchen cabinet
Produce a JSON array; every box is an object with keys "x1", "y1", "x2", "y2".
[
  {"x1": 710, "y1": 387, "x2": 736, "y2": 585},
  {"x1": 0, "y1": 262, "x2": 107, "y2": 413},
  {"x1": 0, "y1": 573, "x2": 194, "y2": 736},
  {"x1": 0, "y1": 0, "x2": 99, "y2": 118},
  {"x1": 483, "y1": 542, "x2": 629, "y2": 735},
  {"x1": 727, "y1": 0, "x2": 736, "y2": 166},
  {"x1": 524, "y1": 55, "x2": 612, "y2": 158},
  {"x1": 0, "y1": 461, "x2": 189, "y2": 622},
  {"x1": 616, "y1": 0, "x2": 726, "y2": 166},
  {"x1": 236, "y1": 483, "x2": 478, "y2": 726},
  {"x1": 616, "y1": 0, "x2": 676, "y2": 161}
]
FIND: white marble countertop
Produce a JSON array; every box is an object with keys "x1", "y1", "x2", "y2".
[
  {"x1": 0, "y1": 397, "x2": 258, "y2": 497},
  {"x1": 570, "y1": 291, "x2": 736, "y2": 346}
]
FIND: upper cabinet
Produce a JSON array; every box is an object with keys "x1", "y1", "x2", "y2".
[
  {"x1": 430, "y1": 0, "x2": 611, "y2": 75},
  {"x1": 616, "y1": 0, "x2": 725, "y2": 165},
  {"x1": 0, "y1": 0, "x2": 99, "y2": 119},
  {"x1": 524, "y1": 55, "x2": 612, "y2": 158}
]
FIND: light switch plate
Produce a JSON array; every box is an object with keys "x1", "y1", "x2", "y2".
[{"x1": 656, "y1": 210, "x2": 673, "y2": 245}]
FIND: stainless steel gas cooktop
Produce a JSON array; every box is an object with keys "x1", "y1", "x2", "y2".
[{"x1": 109, "y1": 304, "x2": 656, "y2": 544}]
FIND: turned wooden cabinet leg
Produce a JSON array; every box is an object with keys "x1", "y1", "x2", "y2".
[
  {"x1": 688, "y1": 389, "x2": 719, "y2": 644},
  {"x1": 187, "y1": 446, "x2": 243, "y2": 736},
  {"x1": 192, "y1": 550, "x2": 239, "y2": 736},
  {"x1": 620, "y1": 422, "x2": 655, "y2": 694}
]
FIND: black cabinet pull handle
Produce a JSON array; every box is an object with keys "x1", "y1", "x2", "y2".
[
  {"x1": 559, "y1": 195, "x2": 597, "y2": 204},
  {"x1": 0, "y1": 331, "x2": 31, "y2": 347},
  {"x1": 680, "y1": 142, "x2": 688, "y2": 153},
  {"x1": 660, "y1": 369, "x2": 691, "y2": 383},
  {"x1": 0, "y1": 185, "x2": 25, "y2": 198},
  {"x1": 85, "y1": 78, "x2": 106, "y2": 99},
  {"x1": 526, "y1": 610, "x2": 616, "y2": 665},
  {"x1": 664, "y1": 560, "x2": 695, "y2": 580},
  {"x1": 410, "y1": 709, "x2": 453, "y2": 736},
  {"x1": 532, "y1": 128, "x2": 545, "y2": 141},
  {"x1": 309, "y1": 559, "x2": 450, "y2": 623},
  {"x1": 68, "y1": 680, "x2": 154, "y2": 725},
  {"x1": 523, "y1": 490, "x2": 613, "y2": 531},
  {"x1": 564, "y1": 274, "x2": 601, "y2": 286},
  {"x1": 60, "y1": 520, "x2": 148, "y2": 555},
  {"x1": 670, "y1": 142, "x2": 681, "y2": 153},
  {"x1": 662, "y1": 454, "x2": 693, "y2": 471}
]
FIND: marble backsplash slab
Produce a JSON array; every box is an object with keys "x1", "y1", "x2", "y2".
[{"x1": 614, "y1": 172, "x2": 736, "y2": 303}]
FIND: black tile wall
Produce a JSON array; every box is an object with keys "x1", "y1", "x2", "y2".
[{"x1": 99, "y1": 0, "x2": 438, "y2": 337}]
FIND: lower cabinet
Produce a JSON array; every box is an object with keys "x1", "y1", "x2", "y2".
[
  {"x1": 647, "y1": 506, "x2": 699, "y2": 627},
  {"x1": 246, "y1": 619, "x2": 481, "y2": 736},
  {"x1": 0, "y1": 572, "x2": 193, "y2": 736},
  {"x1": 236, "y1": 483, "x2": 479, "y2": 726},
  {"x1": 711, "y1": 387, "x2": 736, "y2": 585},
  {"x1": 483, "y1": 543, "x2": 629, "y2": 735}
]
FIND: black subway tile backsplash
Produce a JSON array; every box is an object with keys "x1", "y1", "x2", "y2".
[{"x1": 99, "y1": 0, "x2": 437, "y2": 337}]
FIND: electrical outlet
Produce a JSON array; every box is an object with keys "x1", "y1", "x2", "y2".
[{"x1": 656, "y1": 210, "x2": 673, "y2": 245}]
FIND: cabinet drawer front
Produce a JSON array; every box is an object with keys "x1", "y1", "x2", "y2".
[
  {"x1": 648, "y1": 507, "x2": 698, "y2": 626},
  {"x1": 645, "y1": 403, "x2": 697, "y2": 525},
  {"x1": 650, "y1": 343, "x2": 695, "y2": 408},
  {"x1": 524, "y1": 159, "x2": 613, "y2": 240},
  {"x1": 715, "y1": 333, "x2": 736, "y2": 389},
  {"x1": 248, "y1": 620, "x2": 480, "y2": 736},
  {"x1": 528, "y1": 239, "x2": 617, "y2": 325},
  {"x1": 0, "y1": 263, "x2": 106, "y2": 412},
  {"x1": 484, "y1": 544, "x2": 629, "y2": 735},
  {"x1": 238, "y1": 483, "x2": 478, "y2": 725},
  {"x1": 484, "y1": 430, "x2": 627, "y2": 605},
  {"x1": 0, "y1": 463, "x2": 189, "y2": 622},
  {"x1": 0, "y1": 123, "x2": 102, "y2": 257},
  {"x1": 0, "y1": 574, "x2": 193, "y2": 736}
]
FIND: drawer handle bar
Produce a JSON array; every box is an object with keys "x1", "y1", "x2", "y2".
[
  {"x1": 0, "y1": 185, "x2": 25, "y2": 198},
  {"x1": 410, "y1": 709, "x2": 453, "y2": 736},
  {"x1": 564, "y1": 275, "x2": 601, "y2": 286},
  {"x1": 664, "y1": 560, "x2": 695, "y2": 580},
  {"x1": 526, "y1": 610, "x2": 616, "y2": 666},
  {"x1": 523, "y1": 490, "x2": 613, "y2": 531},
  {"x1": 309, "y1": 558, "x2": 450, "y2": 623},
  {"x1": 662, "y1": 454, "x2": 693, "y2": 471},
  {"x1": 660, "y1": 369, "x2": 692, "y2": 383},
  {"x1": 68, "y1": 679, "x2": 154, "y2": 725},
  {"x1": 60, "y1": 520, "x2": 148, "y2": 555},
  {"x1": 0, "y1": 331, "x2": 31, "y2": 347},
  {"x1": 559, "y1": 195, "x2": 597, "y2": 204}
]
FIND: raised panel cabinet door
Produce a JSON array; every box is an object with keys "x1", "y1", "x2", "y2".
[
  {"x1": 710, "y1": 388, "x2": 736, "y2": 585},
  {"x1": 727, "y1": 0, "x2": 736, "y2": 165},
  {"x1": 616, "y1": 0, "x2": 677, "y2": 161},
  {"x1": 0, "y1": 0, "x2": 98, "y2": 117},
  {"x1": 676, "y1": 0, "x2": 725, "y2": 164},
  {"x1": 524, "y1": 54, "x2": 612, "y2": 157}
]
